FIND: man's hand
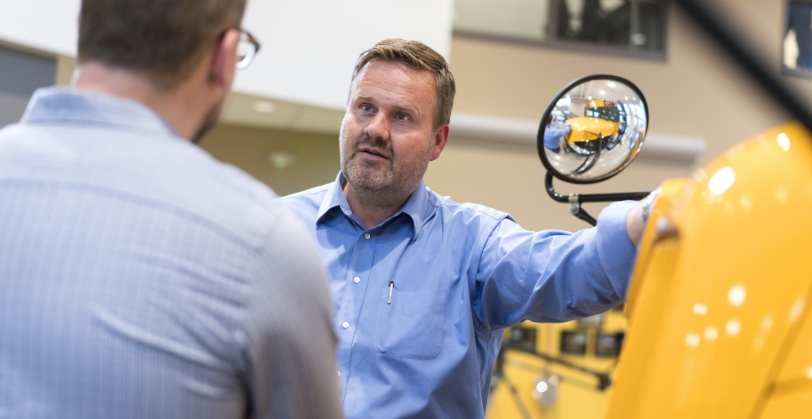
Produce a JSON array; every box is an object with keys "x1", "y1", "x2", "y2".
[
  {"x1": 626, "y1": 189, "x2": 660, "y2": 246},
  {"x1": 543, "y1": 125, "x2": 571, "y2": 152},
  {"x1": 625, "y1": 200, "x2": 646, "y2": 246}
]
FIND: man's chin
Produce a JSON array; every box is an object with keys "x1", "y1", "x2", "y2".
[
  {"x1": 349, "y1": 176, "x2": 391, "y2": 192},
  {"x1": 344, "y1": 166, "x2": 393, "y2": 192}
]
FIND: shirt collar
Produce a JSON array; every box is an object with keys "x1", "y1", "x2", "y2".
[
  {"x1": 316, "y1": 172, "x2": 431, "y2": 240},
  {"x1": 20, "y1": 87, "x2": 179, "y2": 139}
]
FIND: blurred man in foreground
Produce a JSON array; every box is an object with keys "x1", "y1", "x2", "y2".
[
  {"x1": 0, "y1": 1, "x2": 342, "y2": 418},
  {"x1": 281, "y1": 38, "x2": 646, "y2": 418}
]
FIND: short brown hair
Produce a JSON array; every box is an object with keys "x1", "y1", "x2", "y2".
[
  {"x1": 78, "y1": 0, "x2": 247, "y2": 90},
  {"x1": 352, "y1": 38, "x2": 456, "y2": 131}
]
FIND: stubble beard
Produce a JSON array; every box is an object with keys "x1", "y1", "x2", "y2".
[
  {"x1": 340, "y1": 133, "x2": 432, "y2": 209},
  {"x1": 190, "y1": 95, "x2": 225, "y2": 144}
]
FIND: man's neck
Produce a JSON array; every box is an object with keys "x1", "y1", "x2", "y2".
[
  {"x1": 73, "y1": 63, "x2": 200, "y2": 141},
  {"x1": 342, "y1": 180, "x2": 410, "y2": 229}
]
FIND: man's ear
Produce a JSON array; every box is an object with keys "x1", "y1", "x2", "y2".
[
  {"x1": 209, "y1": 29, "x2": 240, "y2": 88},
  {"x1": 429, "y1": 124, "x2": 450, "y2": 161}
]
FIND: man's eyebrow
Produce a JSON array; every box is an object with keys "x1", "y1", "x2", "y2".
[{"x1": 355, "y1": 94, "x2": 420, "y2": 118}]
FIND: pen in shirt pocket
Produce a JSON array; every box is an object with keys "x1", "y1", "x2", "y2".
[{"x1": 388, "y1": 281, "x2": 395, "y2": 304}]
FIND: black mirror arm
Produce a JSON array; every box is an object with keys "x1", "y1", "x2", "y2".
[
  {"x1": 571, "y1": 203, "x2": 598, "y2": 226},
  {"x1": 545, "y1": 173, "x2": 651, "y2": 226}
]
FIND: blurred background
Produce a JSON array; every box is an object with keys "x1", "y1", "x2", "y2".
[{"x1": 2, "y1": 0, "x2": 811, "y2": 417}]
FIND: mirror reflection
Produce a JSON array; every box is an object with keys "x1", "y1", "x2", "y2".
[{"x1": 540, "y1": 77, "x2": 647, "y2": 182}]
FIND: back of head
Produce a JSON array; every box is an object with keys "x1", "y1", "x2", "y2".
[
  {"x1": 78, "y1": 0, "x2": 247, "y2": 90},
  {"x1": 352, "y1": 38, "x2": 456, "y2": 131}
]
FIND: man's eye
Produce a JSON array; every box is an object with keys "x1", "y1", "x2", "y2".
[
  {"x1": 361, "y1": 104, "x2": 373, "y2": 113},
  {"x1": 395, "y1": 113, "x2": 409, "y2": 121}
]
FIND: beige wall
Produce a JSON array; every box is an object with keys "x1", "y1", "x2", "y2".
[{"x1": 199, "y1": 124, "x2": 340, "y2": 197}]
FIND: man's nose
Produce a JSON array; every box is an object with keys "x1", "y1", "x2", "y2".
[{"x1": 364, "y1": 113, "x2": 390, "y2": 142}]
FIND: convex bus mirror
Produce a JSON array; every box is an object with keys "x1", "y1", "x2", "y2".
[{"x1": 538, "y1": 74, "x2": 649, "y2": 184}]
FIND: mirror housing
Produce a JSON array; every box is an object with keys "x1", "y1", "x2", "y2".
[
  {"x1": 538, "y1": 75, "x2": 652, "y2": 226},
  {"x1": 538, "y1": 74, "x2": 649, "y2": 184}
]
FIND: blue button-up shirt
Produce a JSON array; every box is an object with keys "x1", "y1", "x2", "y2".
[
  {"x1": 280, "y1": 173, "x2": 636, "y2": 419},
  {"x1": 0, "y1": 88, "x2": 343, "y2": 419}
]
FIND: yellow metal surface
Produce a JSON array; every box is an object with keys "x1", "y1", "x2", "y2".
[
  {"x1": 757, "y1": 286, "x2": 812, "y2": 418},
  {"x1": 605, "y1": 122, "x2": 812, "y2": 418},
  {"x1": 623, "y1": 178, "x2": 688, "y2": 321},
  {"x1": 759, "y1": 387, "x2": 812, "y2": 419},
  {"x1": 587, "y1": 100, "x2": 612, "y2": 108},
  {"x1": 565, "y1": 117, "x2": 620, "y2": 145},
  {"x1": 773, "y1": 288, "x2": 812, "y2": 384}
]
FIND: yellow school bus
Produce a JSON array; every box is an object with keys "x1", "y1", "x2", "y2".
[{"x1": 565, "y1": 100, "x2": 621, "y2": 150}]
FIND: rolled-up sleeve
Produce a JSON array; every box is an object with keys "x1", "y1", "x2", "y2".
[{"x1": 474, "y1": 201, "x2": 636, "y2": 330}]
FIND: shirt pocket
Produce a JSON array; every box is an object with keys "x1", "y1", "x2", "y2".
[{"x1": 372, "y1": 287, "x2": 447, "y2": 359}]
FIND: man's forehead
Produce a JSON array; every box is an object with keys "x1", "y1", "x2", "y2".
[
  {"x1": 356, "y1": 60, "x2": 434, "y2": 86},
  {"x1": 352, "y1": 60, "x2": 435, "y2": 99}
]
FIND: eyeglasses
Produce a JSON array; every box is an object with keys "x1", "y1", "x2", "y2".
[{"x1": 235, "y1": 28, "x2": 261, "y2": 69}]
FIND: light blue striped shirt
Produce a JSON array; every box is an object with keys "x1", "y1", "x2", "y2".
[
  {"x1": 280, "y1": 173, "x2": 636, "y2": 419},
  {"x1": 0, "y1": 88, "x2": 344, "y2": 419}
]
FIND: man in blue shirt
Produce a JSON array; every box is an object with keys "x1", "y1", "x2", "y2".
[
  {"x1": 280, "y1": 38, "x2": 646, "y2": 418},
  {"x1": 0, "y1": 1, "x2": 342, "y2": 418}
]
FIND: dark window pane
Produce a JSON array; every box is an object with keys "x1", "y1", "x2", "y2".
[
  {"x1": 454, "y1": 0, "x2": 667, "y2": 59},
  {"x1": 0, "y1": 46, "x2": 56, "y2": 126}
]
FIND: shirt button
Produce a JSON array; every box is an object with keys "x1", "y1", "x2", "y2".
[
  {"x1": 337, "y1": 371, "x2": 341, "y2": 377},
  {"x1": 353, "y1": 277, "x2": 360, "y2": 284},
  {"x1": 342, "y1": 322, "x2": 350, "y2": 329},
  {"x1": 364, "y1": 233, "x2": 371, "y2": 239}
]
